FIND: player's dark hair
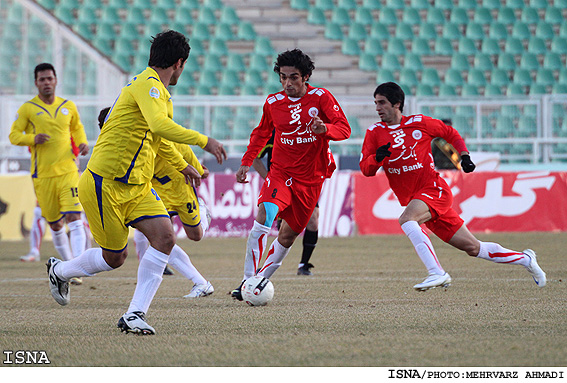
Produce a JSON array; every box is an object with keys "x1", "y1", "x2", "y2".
[
  {"x1": 148, "y1": 30, "x2": 190, "y2": 69},
  {"x1": 374, "y1": 82, "x2": 405, "y2": 113},
  {"x1": 34, "y1": 63, "x2": 56, "y2": 80},
  {"x1": 98, "y1": 107, "x2": 110, "y2": 130},
  {"x1": 273, "y1": 49, "x2": 315, "y2": 78}
]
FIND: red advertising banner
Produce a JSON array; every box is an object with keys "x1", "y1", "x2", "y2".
[
  {"x1": 172, "y1": 171, "x2": 355, "y2": 238},
  {"x1": 354, "y1": 171, "x2": 567, "y2": 235}
]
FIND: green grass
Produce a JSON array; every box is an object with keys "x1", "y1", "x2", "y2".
[{"x1": 0, "y1": 232, "x2": 566, "y2": 367}]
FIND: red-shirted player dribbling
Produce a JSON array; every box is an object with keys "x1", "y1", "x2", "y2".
[
  {"x1": 360, "y1": 82, "x2": 546, "y2": 291},
  {"x1": 230, "y1": 49, "x2": 351, "y2": 300}
]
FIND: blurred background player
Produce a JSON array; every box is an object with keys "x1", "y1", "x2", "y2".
[
  {"x1": 232, "y1": 49, "x2": 351, "y2": 300},
  {"x1": 252, "y1": 130, "x2": 319, "y2": 276},
  {"x1": 21, "y1": 136, "x2": 93, "y2": 263},
  {"x1": 20, "y1": 204, "x2": 91, "y2": 263},
  {"x1": 10, "y1": 63, "x2": 89, "y2": 285},
  {"x1": 98, "y1": 106, "x2": 214, "y2": 297},
  {"x1": 45, "y1": 31, "x2": 227, "y2": 335},
  {"x1": 20, "y1": 204, "x2": 45, "y2": 262},
  {"x1": 360, "y1": 82, "x2": 546, "y2": 291}
]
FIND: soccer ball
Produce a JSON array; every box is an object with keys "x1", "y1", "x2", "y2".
[{"x1": 241, "y1": 276, "x2": 274, "y2": 306}]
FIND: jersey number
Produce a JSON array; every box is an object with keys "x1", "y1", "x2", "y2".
[
  {"x1": 271, "y1": 188, "x2": 278, "y2": 198},
  {"x1": 71, "y1": 187, "x2": 78, "y2": 198},
  {"x1": 186, "y1": 201, "x2": 196, "y2": 213}
]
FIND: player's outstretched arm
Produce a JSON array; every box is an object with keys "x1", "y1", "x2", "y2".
[
  {"x1": 204, "y1": 137, "x2": 227, "y2": 164},
  {"x1": 236, "y1": 165, "x2": 250, "y2": 184}
]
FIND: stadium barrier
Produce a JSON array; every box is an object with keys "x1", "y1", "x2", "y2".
[{"x1": 1, "y1": 170, "x2": 566, "y2": 241}]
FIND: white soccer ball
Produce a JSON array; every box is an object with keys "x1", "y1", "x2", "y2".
[{"x1": 241, "y1": 276, "x2": 274, "y2": 306}]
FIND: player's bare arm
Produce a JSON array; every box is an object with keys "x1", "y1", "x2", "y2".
[
  {"x1": 252, "y1": 158, "x2": 268, "y2": 179},
  {"x1": 204, "y1": 137, "x2": 227, "y2": 164},
  {"x1": 34, "y1": 133, "x2": 50, "y2": 144},
  {"x1": 236, "y1": 165, "x2": 250, "y2": 183},
  {"x1": 312, "y1": 115, "x2": 327, "y2": 135}
]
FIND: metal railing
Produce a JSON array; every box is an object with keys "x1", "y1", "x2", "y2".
[{"x1": 2, "y1": 93, "x2": 567, "y2": 170}]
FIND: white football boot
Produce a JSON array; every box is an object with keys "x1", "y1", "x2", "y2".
[
  {"x1": 184, "y1": 281, "x2": 214, "y2": 298},
  {"x1": 117, "y1": 312, "x2": 155, "y2": 335},
  {"x1": 413, "y1": 272, "x2": 452, "y2": 291},
  {"x1": 46, "y1": 257, "x2": 70, "y2": 305},
  {"x1": 20, "y1": 252, "x2": 40, "y2": 262},
  {"x1": 523, "y1": 249, "x2": 546, "y2": 287}
]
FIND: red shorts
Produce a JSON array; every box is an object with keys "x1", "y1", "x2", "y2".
[
  {"x1": 258, "y1": 171, "x2": 322, "y2": 233},
  {"x1": 414, "y1": 178, "x2": 464, "y2": 243}
]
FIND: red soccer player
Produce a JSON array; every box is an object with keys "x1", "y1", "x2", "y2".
[
  {"x1": 231, "y1": 49, "x2": 351, "y2": 300},
  {"x1": 360, "y1": 82, "x2": 546, "y2": 291}
]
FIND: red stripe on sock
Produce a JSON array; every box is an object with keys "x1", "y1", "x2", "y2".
[
  {"x1": 424, "y1": 241, "x2": 443, "y2": 270},
  {"x1": 258, "y1": 262, "x2": 273, "y2": 274},
  {"x1": 502, "y1": 257, "x2": 524, "y2": 264},
  {"x1": 258, "y1": 246, "x2": 275, "y2": 274},
  {"x1": 488, "y1": 251, "x2": 523, "y2": 258},
  {"x1": 254, "y1": 234, "x2": 266, "y2": 273}
]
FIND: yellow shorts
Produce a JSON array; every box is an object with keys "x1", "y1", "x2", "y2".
[
  {"x1": 152, "y1": 173, "x2": 201, "y2": 228},
  {"x1": 33, "y1": 171, "x2": 82, "y2": 223},
  {"x1": 80, "y1": 170, "x2": 169, "y2": 252}
]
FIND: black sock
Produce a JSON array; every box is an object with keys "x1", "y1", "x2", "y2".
[{"x1": 300, "y1": 229, "x2": 318, "y2": 266}]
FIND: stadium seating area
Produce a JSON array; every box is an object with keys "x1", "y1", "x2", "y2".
[
  {"x1": 295, "y1": 0, "x2": 567, "y2": 98},
  {"x1": 1, "y1": 0, "x2": 567, "y2": 161},
  {"x1": 14, "y1": 0, "x2": 281, "y2": 97}
]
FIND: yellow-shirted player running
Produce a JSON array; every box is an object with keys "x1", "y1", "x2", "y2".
[
  {"x1": 45, "y1": 30, "x2": 227, "y2": 335},
  {"x1": 136, "y1": 142, "x2": 215, "y2": 297},
  {"x1": 97, "y1": 107, "x2": 215, "y2": 298},
  {"x1": 9, "y1": 63, "x2": 89, "y2": 284}
]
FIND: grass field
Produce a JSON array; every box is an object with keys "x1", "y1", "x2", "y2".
[{"x1": 0, "y1": 232, "x2": 566, "y2": 368}]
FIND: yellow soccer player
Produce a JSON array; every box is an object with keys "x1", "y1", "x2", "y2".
[
  {"x1": 98, "y1": 106, "x2": 214, "y2": 297},
  {"x1": 9, "y1": 63, "x2": 89, "y2": 285},
  {"x1": 135, "y1": 142, "x2": 214, "y2": 298},
  {"x1": 45, "y1": 30, "x2": 227, "y2": 335}
]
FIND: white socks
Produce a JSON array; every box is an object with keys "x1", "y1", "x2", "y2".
[
  {"x1": 243, "y1": 220, "x2": 270, "y2": 280},
  {"x1": 477, "y1": 241, "x2": 530, "y2": 267},
  {"x1": 29, "y1": 206, "x2": 45, "y2": 256},
  {"x1": 50, "y1": 227, "x2": 73, "y2": 261},
  {"x1": 127, "y1": 246, "x2": 168, "y2": 314},
  {"x1": 168, "y1": 245, "x2": 207, "y2": 285},
  {"x1": 54, "y1": 248, "x2": 113, "y2": 280},
  {"x1": 258, "y1": 239, "x2": 291, "y2": 279},
  {"x1": 134, "y1": 229, "x2": 150, "y2": 260},
  {"x1": 68, "y1": 219, "x2": 86, "y2": 259},
  {"x1": 401, "y1": 221, "x2": 445, "y2": 275}
]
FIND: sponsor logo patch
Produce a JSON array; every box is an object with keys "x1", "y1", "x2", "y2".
[
  {"x1": 149, "y1": 87, "x2": 160, "y2": 99},
  {"x1": 412, "y1": 130, "x2": 422, "y2": 140}
]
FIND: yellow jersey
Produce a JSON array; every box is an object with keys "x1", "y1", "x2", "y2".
[
  {"x1": 87, "y1": 67, "x2": 208, "y2": 185},
  {"x1": 9, "y1": 96, "x2": 87, "y2": 178},
  {"x1": 154, "y1": 141, "x2": 204, "y2": 184}
]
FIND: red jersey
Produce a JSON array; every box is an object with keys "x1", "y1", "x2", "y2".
[
  {"x1": 241, "y1": 84, "x2": 351, "y2": 185},
  {"x1": 360, "y1": 115, "x2": 468, "y2": 206}
]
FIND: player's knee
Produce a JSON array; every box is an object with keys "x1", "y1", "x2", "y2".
[
  {"x1": 65, "y1": 213, "x2": 81, "y2": 223},
  {"x1": 185, "y1": 227, "x2": 203, "y2": 242},
  {"x1": 49, "y1": 218, "x2": 65, "y2": 231},
  {"x1": 103, "y1": 249, "x2": 128, "y2": 269},
  {"x1": 158, "y1": 232, "x2": 176, "y2": 253}
]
